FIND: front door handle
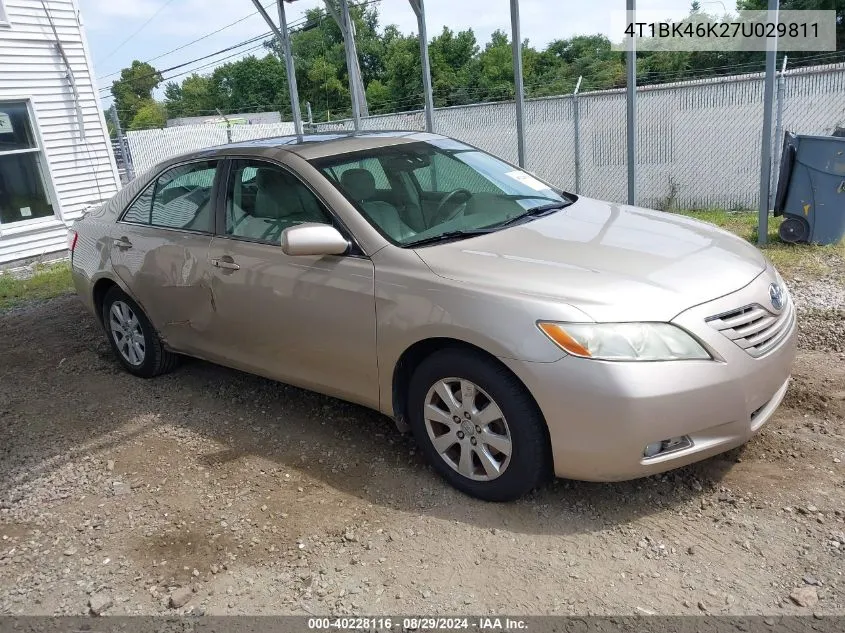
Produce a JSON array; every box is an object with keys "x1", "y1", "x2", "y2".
[
  {"x1": 211, "y1": 257, "x2": 240, "y2": 271},
  {"x1": 114, "y1": 236, "x2": 133, "y2": 250}
]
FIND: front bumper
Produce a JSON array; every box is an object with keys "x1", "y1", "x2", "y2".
[{"x1": 501, "y1": 267, "x2": 797, "y2": 481}]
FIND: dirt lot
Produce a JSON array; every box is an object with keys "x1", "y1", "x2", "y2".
[{"x1": 0, "y1": 281, "x2": 843, "y2": 616}]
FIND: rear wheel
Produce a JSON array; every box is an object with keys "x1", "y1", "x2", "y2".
[
  {"x1": 407, "y1": 349, "x2": 551, "y2": 501},
  {"x1": 102, "y1": 286, "x2": 179, "y2": 378}
]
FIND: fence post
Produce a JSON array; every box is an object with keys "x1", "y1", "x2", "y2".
[
  {"x1": 109, "y1": 105, "x2": 133, "y2": 183},
  {"x1": 509, "y1": 0, "x2": 526, "y2": 168},
  {"x1": 217, "y1": 109, "x2": 233, "y2": 143},
  {"x1": 770, "y1": 55, "x2": 788, "y2": 209},
  {"x1": 757, "y1": 0, "x2": 780, "y2": 246},
  {"x1": 625, "y1": 0, "x2": 638, "y2": 206},
  {"x1": 573, "y1": 75, "x2": 583, "y2": 194}
]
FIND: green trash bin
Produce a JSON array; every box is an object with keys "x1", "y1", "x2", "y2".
[{"x1": 773, "y1": 131, "x2": 845, "y2": 245}]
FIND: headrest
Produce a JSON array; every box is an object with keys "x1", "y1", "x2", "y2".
[
  {"x1": 340, "y1": 168, "x2": 375, "y2": 201},
  {"x1": 255, "y1": 168, "x2": 288, "y2": 191}
]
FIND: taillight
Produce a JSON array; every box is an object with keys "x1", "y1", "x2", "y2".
[{"x1": 68, "y1": 230, "x2": 78, "y2": 254}]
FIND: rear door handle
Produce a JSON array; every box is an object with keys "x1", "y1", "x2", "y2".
[
  {"x1": 211, "y1": 257, "x2": 240, "y2": 271},
  {"x1": 114, "y1": 237, "x2": 133, "y2": 250}
]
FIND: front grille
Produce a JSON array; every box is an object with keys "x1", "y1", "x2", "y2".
[{"x1": 706, "y1": 294, "x2": 794, "y2": 357}]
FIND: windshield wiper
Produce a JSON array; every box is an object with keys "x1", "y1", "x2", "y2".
[
  {"x1": 493, "y1": 201, "x2": 571, "y2": 228},
  {"x1": 404, "y1": 229, "x2": 493, "y2": 248}
]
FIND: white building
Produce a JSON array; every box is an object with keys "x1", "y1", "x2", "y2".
[{"x1": 0, "y1": 0, "x2": 119, "y2": 265}]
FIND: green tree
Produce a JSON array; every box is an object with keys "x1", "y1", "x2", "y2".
[
  {"x1": 383, "y1": 31, "x2": 423, "y2": 111},
  {"x1": 129, "y1": 100, "x2": 166, "y2": 130},
  {"x1": 210, "y1": 54, "x2": 288, "y2": 116},
  {"x1": 155, "y1": 0, "x2": 841, "y2": 125},
  {"x1": 365, "y1": 78, "x2": 391, "y2": 113},
  {"x1": 111, "y1": 61, "x2": 161, "y2": 129},
  {"x1": 476, "y1": 30, "x2": 516, "y2": 101},
  {"x1": 543, "y1": 35, "x2": 624, "y2": 91},
  {"x1": 429, "y1": 27, "x2": 480, "y2": 105},
  {"x1": 163, "y1": 74, "x2": 216, "y2": 119},
  {"x1": 737, "y1": 0, "x2": 844, "y2": 52}
]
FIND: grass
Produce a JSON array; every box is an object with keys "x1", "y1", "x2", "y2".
[
  {"x1": 677, "y1": 209, "x2": 845, "y2": 280},
  {"x1": 0, "y1": 261, "x2": 74, "y2": 311}
]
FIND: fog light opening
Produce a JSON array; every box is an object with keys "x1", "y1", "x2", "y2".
[{"x1": 643, "y1": 436, "x2": 693, "y2": 459}]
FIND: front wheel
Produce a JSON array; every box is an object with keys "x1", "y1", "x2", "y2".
[{"x1": 407, "y1": 349, "x2": 551, "y2": 501}]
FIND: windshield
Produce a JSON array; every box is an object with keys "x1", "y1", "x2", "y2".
[{"x1": 312, "y1": 138, "x2": 572, "y2": 246}]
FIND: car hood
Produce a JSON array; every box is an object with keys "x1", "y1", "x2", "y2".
[{"x1": 412, "y1": 198, "x2": 768, "y2": 322}]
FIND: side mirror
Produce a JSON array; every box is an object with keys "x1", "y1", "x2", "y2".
[{"x1": 281, "y1": 223, "x2": 349, "y2": 256}]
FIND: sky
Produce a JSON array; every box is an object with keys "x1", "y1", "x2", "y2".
[{"x1": 81, "y1": 0, "x2": 713, "y2": 106}]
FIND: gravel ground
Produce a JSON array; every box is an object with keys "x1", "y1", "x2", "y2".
[{"x1": 0, "y1": 270, "x2": 843, "y2": 617}]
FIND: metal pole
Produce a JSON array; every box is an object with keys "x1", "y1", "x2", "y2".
[
  {"x1": 277, "y1": 0, "x2": 303, "y2": 137},
  {"x1": 109, "y1": 105, "x2": 132, "y2": 182},
  {"x1": 324, "y1": 1, "x2": 368, "y2": 119},
  {"x1": 573, "y1": 75, "x2": 582, "y2": 194},
  {"x1": 306, "y1": 101, "x2": 314, "y2": 131},
  {"x1": 770, "y1": 55, "x2": 788, "y2": 209},
  {"x1": 249, "y1": 0, "x2": 304, "y2": 134},
  {"x1": 216, "y1": 109, "x2": 232, "y2": 143},
  {"x1": 757, "y1": 0, "x2": 779, "y2": 246},
  {"x1": 409, "y1": 0, "x2": 435, "y2": 133},
  {"x1": 625, "y1": 0, "x2": 637, "y2": 206},
  {"x1": 509, "y1": 0, "x2": 526, "y2": 168},
  {"x1": 338, "y1": 0, "x2": 361, "y2": 131}
]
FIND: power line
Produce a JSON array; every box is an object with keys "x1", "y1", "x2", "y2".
[
  {"x1": 158, "y1": 44, "x2": 269, "y2": 84},
  {"x1": 99, "y1": 34, "x2": 273, "y2": 93},
  {"x1": 99, "y1": 14, "x2": 314, "y2": 94},
  {"x1": 97, "y1": 1, "x2": 280, "y2": 80},
  {"x1": 101, "y1": 0, "x2": 178, "y2": 62}
]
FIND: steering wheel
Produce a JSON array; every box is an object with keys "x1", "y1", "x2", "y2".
[{"x1": 432, "y1": 188, "x2": 472, "y2": 224}]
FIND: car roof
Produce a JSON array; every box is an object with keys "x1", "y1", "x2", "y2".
[{"x1": 174, "y1": 130, "x2": 446, "y2": 163}]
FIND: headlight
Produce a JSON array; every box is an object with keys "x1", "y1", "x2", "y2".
[{"x1": 537, "y1": 321, "x2": 711, "y2": 361}]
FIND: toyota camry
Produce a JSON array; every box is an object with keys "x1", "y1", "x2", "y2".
[{"x1": 70, "y1": 131, "x2": 796, "y2": 501}]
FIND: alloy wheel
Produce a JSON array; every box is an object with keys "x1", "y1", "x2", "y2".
[
  {"x1": 423, "y1": 377, "x2": 512, "y2": 481},
  {"x1": 109, "y1": 300, "x2": 146, "y2": 366}
]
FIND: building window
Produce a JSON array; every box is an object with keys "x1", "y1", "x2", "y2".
[{"x1": 0, "y1": 102, "x2": 55, "y2": 225}]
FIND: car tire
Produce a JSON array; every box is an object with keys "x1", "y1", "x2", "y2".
[
  {"x1": 407, "y1": 348, "x2": 551, "y2": 501},
  {"x1": 101, "y1": 286, "x2": 179, "y2": 378}
]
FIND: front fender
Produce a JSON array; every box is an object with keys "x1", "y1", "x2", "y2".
[{"x1": 373, "y1": 248, "x2": 589, "y2": 415}]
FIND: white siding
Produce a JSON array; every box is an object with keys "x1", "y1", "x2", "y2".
[{"x1": 0, "y1": 0, "x2": 120, "y2": 264}]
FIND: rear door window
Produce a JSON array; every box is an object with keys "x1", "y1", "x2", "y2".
[{"x1": 121, "y1": 160, "x2": 219, "y2": 233}]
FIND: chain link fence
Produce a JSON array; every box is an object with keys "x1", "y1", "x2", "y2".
[
  {"x1": 124, "y1": 122, "x2": 296, "y2": 176},
  {"x1": 120, "y1": 62, "x2": 845, "y2": 210}
]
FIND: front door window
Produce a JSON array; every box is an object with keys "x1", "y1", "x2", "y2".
[{"x1": 225, "y1": 160, "x2": 331, "y2": 244}]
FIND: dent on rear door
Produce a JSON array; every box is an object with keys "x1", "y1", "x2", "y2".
[{"x1": 110, "y1": 226, "x2": 214, "y2": 348}]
